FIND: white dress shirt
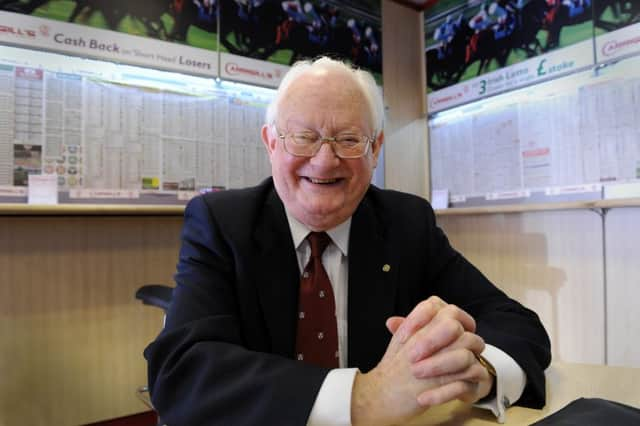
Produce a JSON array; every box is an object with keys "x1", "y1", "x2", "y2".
[{"x1": 285, "y1": 212, "x2": 526, "y2": 425}]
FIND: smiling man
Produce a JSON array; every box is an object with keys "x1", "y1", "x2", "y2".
[
  {"x1": 145, "y1": 57, "x2": 550, "y2": 426},
  {"x1": 263, "y1": 61, "x2": 382, "y2": 232}
]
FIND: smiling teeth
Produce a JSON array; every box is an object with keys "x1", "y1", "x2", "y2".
[{"x1": 310, "y1": 178, "x2": 337, "y2": 184}]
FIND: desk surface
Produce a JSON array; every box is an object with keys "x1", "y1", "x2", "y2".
[{"x1": 407, "y1": 362, "x2": 640, "y2": 425}]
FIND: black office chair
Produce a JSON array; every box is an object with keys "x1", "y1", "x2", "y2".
[
  {"x1": 135, "y1": 284, "x2": 173, "y2": 312},
  {"x1": 135, "y1": 284, "x2": 173, "y2": 426}
]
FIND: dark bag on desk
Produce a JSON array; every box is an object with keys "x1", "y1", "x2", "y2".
[{"x1": 530, "y1": 397, "x2": 640, "y2": 425}]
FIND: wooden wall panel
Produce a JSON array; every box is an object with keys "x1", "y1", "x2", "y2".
[
  {"x1": 381, "y1": 1, "x2": 430, "y2": 199},
  {"x1": 0, "y1": 216, "x2": 183, "y2": 426},
  {"x1": 604, "y1": 207, "x2": 640, "y2": 368},
  {"x1": 437, "y1": 210, "x2": 605, "y2": 365}
]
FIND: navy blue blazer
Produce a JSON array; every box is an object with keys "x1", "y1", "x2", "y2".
[{"x1": 145, "y1": 178, "x2": 551, "y2": 426}]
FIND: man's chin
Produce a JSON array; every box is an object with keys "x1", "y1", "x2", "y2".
[{"x1": 298, "y1": 205, "x2": 348, "y2": 229}]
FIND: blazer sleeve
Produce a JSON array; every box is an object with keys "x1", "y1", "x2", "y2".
[
  {"x1": 422, "y1": 205, "x2": 551, "y2": 409},
  {"x1": 144, "y1": 196, "x2": 329, "y2": 426}
]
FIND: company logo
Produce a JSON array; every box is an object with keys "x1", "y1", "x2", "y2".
[
  {"x1": 39, "y1": 25, "x2": 50, "y2": 37},
  {"x1": 225, "y1": 62, "x2": 274, "y2": 80},
  {"x1": 601, "y1": 37, "x2": 640, "y2": 57},
  {"x1": 428, "y1": 91, "x2": 464, "y2": 109},
  {"x1": 536, "y1": 58, "x2": 574, "y2": 77},
  {"x1": 0, "y1": 24, "x2": 37, "y2": 38}
]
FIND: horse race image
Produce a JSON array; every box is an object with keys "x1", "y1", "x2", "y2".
[
  {"x1": 425, "y1": 0, "x2": 639, "y2": 91},
  {"x1": 0, "y1": 0, "x2": 382, "y2": 75}
]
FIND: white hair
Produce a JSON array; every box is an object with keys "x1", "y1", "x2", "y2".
[{"x1": 265, "y1": 57, "x2": 384, "y2": 135}]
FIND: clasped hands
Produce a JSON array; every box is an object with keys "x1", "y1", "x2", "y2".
[{"x1": 351, "y1": 296, "x2": 494, "y2": 426}]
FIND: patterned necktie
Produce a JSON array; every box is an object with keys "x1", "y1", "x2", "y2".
[{"x1": 295, "y1": 232, "x2": 339, "y2": 368}]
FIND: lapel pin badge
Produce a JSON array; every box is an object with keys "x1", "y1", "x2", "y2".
[{"x1": 382, "y1": 264, "x2": 391, "y2": 272}]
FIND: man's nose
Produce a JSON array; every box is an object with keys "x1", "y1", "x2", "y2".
[{"x1": 310, "y1": 140, "x2": 341, "y2": 165}]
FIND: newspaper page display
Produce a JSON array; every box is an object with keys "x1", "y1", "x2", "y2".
[
  {"x1": 429, "y1": 55, "x2": 640, "y2": 205},
  {"x1": 0, "y1": 46, "x2": 274, "y2": 203},
  {"x1": 428, "y1": 21, "x2": 640, "y2": 207}
]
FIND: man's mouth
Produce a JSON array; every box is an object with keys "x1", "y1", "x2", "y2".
[{"x1": 303, "y1": 177, "x2": 342, "y2": 185}]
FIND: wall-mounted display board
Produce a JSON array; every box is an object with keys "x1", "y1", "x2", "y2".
[
  {"x1": 424, "y1": 0, "x2": 639, "y2": 98},
  {"x1": 0, "y1": 45, "x2": 275, "y2": 205},
  {"x1": 0, "y1": 8, "x2": 289, "y2": 88},
  {"x1": 0, "y1": 2, "x2": 385, "y2": 208},
  {"x1": 425, "y1": 0, "x2": 640, "y2": 207},
  {"x1": 428, "y1": 53, "x2": 640, "y2": 207},
  {"x1": 0, "y1": 0, "x2": 381, "y2": 82}
]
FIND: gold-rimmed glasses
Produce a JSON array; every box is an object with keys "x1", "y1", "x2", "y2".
[{"x1": 276, "y1": 128, "x2": 374, "y2": 159}]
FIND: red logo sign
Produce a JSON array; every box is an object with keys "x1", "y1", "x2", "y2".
[
  {"x1": 225, "y1": 62, "x2": 274, "y2": 80},
  {"x1": 0, "y1": 25, "x2": 36, "y2": 38},
  {"x1": 601, "y1": 36, "x2": 640, "y2": 56}
]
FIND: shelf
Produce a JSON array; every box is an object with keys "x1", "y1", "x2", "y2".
[
  {"x1": 435, "y1": 198, "x2": 640, "y2": 216},
  {"x1": 596, "y1": 198, "x2": 640, "y2": 209},
  {"x1": 1, "y1": 198, "x2": 640, "y2": 217},
  {"x1": 0, "y1": 203, "x2": 185, "y2": 216}
]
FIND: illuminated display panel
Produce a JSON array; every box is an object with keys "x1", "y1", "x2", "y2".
[{"x1": 428, "y1": 54, "x2": 640, "y2": 207}]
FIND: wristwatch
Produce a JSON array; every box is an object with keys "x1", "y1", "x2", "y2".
[
  {"x1": 476, "y1": 353, "x2": 497, "y2": 401},
  {"x1": 475, "y1": 353, "x2": 497, "y2": 377}
]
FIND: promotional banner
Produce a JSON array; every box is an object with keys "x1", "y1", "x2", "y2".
[
  {"x1": 0, "y1": 11, "x2": 220, "y2": 77},
  {"x1": 424, "y1": 0, "x2": 639, "y2": 97},
  {"x1": 0, "y1": 10, "x2": 292, "y2": 87},
  {"x1": 428, "y1": 33, "x2": 594, "y2": 112},
  {"x1": 0, "y1": 0, "x2": 382, "y2": 78}
]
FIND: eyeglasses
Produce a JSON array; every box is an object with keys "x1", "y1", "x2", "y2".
[{"x1": 276, "y1": 129, "x2": 374, "y2": 159}]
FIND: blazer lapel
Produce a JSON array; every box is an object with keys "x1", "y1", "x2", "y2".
[
  {"x1": 253, "y1": 189, "x2": 300, "y2": 358},
  {"x1": 347, "y1": 192, "x2": 398, "y2": 371}
]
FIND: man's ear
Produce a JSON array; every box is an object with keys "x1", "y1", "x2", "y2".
[
  {"x1": 371, "y1": 130, "x2": 384, "y2": 168},
  {"x1": 261, "y1": 124, "x2": 276, "y2": 157}
]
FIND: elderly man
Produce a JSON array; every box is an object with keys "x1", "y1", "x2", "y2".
[{"x1": 145, "y1": 57, "x2": 550, "y2": 425}]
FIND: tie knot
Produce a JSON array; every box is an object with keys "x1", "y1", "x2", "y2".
[{"x1": 307, "y1": 232, "x2": 331, "y2": 258}]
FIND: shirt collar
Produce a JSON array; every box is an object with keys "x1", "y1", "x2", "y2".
[{"x1": 285, "y1": 211, "x2": 351, "y2": 256}]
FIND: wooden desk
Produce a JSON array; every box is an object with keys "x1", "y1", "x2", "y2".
[{"x1": 407, "y1": 362, "x2": 640, "y2": 425}]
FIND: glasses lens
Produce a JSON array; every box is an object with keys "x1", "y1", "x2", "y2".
[
  {"x1": 283, "y1": 132, "x2": 371, "y2": 158},
  {"x1": 286, "y1": 133, "x2": 317, "y2": 156},
  {"x1": 334, "y1": 135, "x2": 369, "y2": 158}
]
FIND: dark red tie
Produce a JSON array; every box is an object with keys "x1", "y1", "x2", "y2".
[{"x1": 295, "y1": 232, "x2": 339, "y2": 368}]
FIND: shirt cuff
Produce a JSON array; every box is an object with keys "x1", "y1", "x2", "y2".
[
  {"x1": 473, "y1": 344, "x2": 527, "y2": 424},
  {"x1": 306, "y1": 368, "x2": 358, "y2": 426}
]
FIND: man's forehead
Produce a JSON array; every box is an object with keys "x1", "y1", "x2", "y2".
[
  {"x1": 286, "y1": 69, "x2": 361, "y2": 95},
  {"x1": 275, "y1": 68, "x2": 373, "y2": 130}
]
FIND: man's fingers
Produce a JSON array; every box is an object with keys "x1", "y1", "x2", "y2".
[
  {"x1": 386, "y1": 316, "x2": 404, "y2": 335},
  {"x1": 408, "y1": 317, "x2": 465, "y2": 362},
  {"x1": 435, "y1": 304, "x2": 477, "y2": 334},
  {"x1": 410, "y1": 348, "x2": 479, "y2": 379},
  {"x1": 406, "y1": 311, "x2": 480, "y2": 363},
  {"x1": 435, "y1": 331, "x2": 485, "y2": 356},
  {"x1": 396, "y1": 296, "x2": 447, "y2": 343},
  {"x1": 417, "y1": 380, "x2": 478, "y2": 407},
  {"x1": 397, "y1": 299, "x2": 477, "y2": 346},
  {"x1": 383, "y1": 316, "x2": 408, "y2": 357},
  {"x1": 410, "y1": 351, "x2": 493, "y2": 405},
  {"x1": 393, "y1": 295, "x2": 477, "y2": 349}
]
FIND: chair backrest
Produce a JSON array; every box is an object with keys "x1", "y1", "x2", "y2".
[
  {"x1": 135, "y1": 284, "x2": 173, "y2": 313},
  {"x1": 135, "y1": 284, "x2": 174, "y2": 425}
]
